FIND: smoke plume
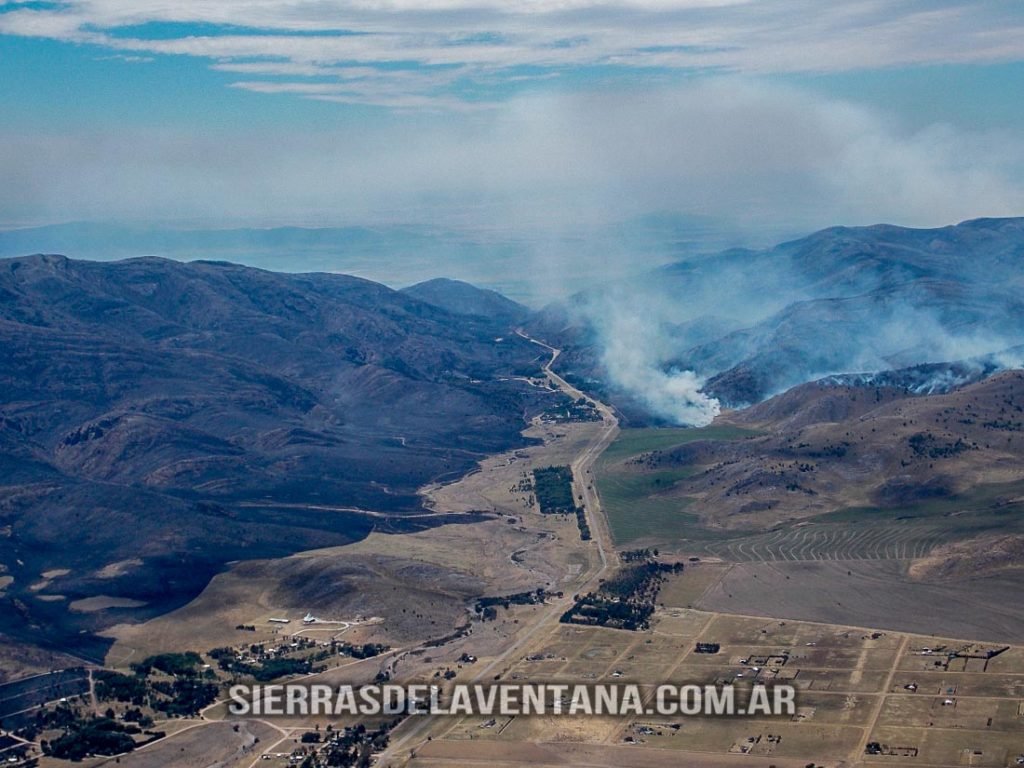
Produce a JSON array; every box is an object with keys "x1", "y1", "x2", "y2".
[{"x1": 584, "y1": 289, "x2": 721, "y2": 426}]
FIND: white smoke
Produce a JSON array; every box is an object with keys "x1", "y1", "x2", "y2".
[{"x1": 590, "y1": 294, "x2": 721, "y2": 426}]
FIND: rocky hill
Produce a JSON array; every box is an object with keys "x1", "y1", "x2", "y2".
[{"x1": 401, "y1": 277, "x2": 529, "y2": 323}]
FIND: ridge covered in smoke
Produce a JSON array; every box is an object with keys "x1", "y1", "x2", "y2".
[{"x1": 555, "y1": 217, "x2": 1024, "y2": 424}]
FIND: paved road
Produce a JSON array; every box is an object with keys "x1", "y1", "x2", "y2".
[
  {"x1": 523, "y1": 332, "x2": 621, "y2": 575},
  {"x1": 379, "y1": 331, "x2": 623, "y2": 765}
]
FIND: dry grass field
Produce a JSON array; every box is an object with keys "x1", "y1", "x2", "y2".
[
  {"x1": 696, "y1": 559, "x2": 1024, "y2": 642},
  {"x1": 102, "y1": 419, "x2": 603, "y2": 666},
  {"x1": 91, "y1": 720, "x2": 280, "y2": 768},
  {"x1": 0, "y1": 639, "x2": 81, "y2": 684}
]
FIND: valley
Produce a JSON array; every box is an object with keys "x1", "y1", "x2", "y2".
[
  {"x1": 37, "y1": 325, "x2": 1020, "y2": 768},
  {"x1": 4, "y1": 224, "x2": 1024, "y2": 767},
  {"x1": 370, "y1": 372, "x2": 1024, "y2": 768},
  {"x1": 0, "y1": 255, "x2": 564, "y2": 660}
]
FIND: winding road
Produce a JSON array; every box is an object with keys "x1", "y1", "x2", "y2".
[
  {"x1": 517, "y1": 329, "x2": 621, "y2": 574},
  {"x1": 379, "y1": 332, "x2": 623, "y2": 764}
]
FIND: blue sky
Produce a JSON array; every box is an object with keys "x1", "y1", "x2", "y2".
[{"x1": 1, "y1": 0, "x2": 1023, "y2": 232}]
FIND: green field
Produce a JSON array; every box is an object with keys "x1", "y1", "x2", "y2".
[
  {"x1": 598, "y1": 425, "x2": 757, "y2": 464},
  {"x1": 598, "y1": 423, "x2": 1024, "y2": 557},
  {"x1": 596, "y1": 425, "x2": 759, "y2": 545},
  {"x1": 820, "y1": 478, "x2": 1024, "y2": 527}
]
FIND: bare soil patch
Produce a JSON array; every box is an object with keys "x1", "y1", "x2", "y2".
[{"x1": 698, "y1": 559, "x2": 1024, "y2": 642}]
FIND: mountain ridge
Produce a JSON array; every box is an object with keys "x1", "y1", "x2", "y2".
[
  {"x1": 541, "y1": 216, "x2": 1024, "y2": 420},
  {"x1": 0, "y1": 254, "x2": 557, "y2": 659}
]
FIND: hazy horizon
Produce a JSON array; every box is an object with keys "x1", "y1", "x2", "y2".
[
  {"x1": 2, "y1": 1, "x2": 1024, "y2": 250},
  {"x1": 0, "y1": 212, "x2": 801, "y2": 303}
]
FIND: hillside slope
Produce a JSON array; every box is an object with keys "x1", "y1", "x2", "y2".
[
  {"x1": 0, "y1": 255, "x2": 555, "y2": 658},
  {"x1": 620, "y1": 371, "x2": 1024, "y2": 530},
  {"x1": 544, "y1": 217, "x2": 1024, "y2": 419},
  {"x1": 401, "y1": 277, "x2": 529, "y2": 323}
]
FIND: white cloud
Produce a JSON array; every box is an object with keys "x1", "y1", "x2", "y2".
[{"x1": 1, "y1": 1, "x2": 1023, "y2": 107}]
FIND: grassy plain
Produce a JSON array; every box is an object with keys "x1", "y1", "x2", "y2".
[{"x1": 595, "y1": 426, "x2": 758, "y2": 546}]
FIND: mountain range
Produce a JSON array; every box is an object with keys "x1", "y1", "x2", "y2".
[
  {"x1": 541, "y1": 217, "x2": 1024, "y2": 419},
  {"x1": 0, "y1": 255, "x2": 549, "y2": 659}
]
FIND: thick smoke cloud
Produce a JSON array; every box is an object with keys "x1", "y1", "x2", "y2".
[
  {"x1": 588, "y1": 293, "x2": 721, "y2": 425},
  {"x1": 571, "y1": 216, "x2": 1024, "y2": 425}
]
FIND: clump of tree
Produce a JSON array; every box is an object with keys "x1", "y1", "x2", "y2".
[
  {"x1": 530, "y1": 466, "x2": 591, "y2": 540},
  {"x1": 983, "y1": 419, "x2": 1023, "y2": 431},
  {"x1": 42, "y1": 715, "x2": 137, "y2": 761},
  {"x1": 337, "y1": 643, "x2": 389, "y2": 660},
  {"x1": 94, "y1": 670, "x2": 147, "y2": 706},
  {"x1": 132, "y1": 652, "x2": 203, "y2": 677},
  {"x1": 908, "y1": 432, "x2": 973, "y2": 459},
  {"x1": 560, "y1": 561, "x2": 684, "y2": 631},
  {"x1": 423, "y1": 623, "x2": 472, "y2": 649},
  {"x1": 474, "y1": 588, "x2": 552, "y2": 619},
  {"x1": 34, "y1": 704, "x2": 164, "y2": 763},
  {"x1": 221, "y1": 656, "x2": 321, "y2": 682},
  {"x1": 148, "y1": 678, "x2": 219, "y2": 715},
  {"x1": 575, "y1": 507, "x2": 591, "y2": 540},
  {"x1": 799, "y1": 441, "x2": 850, "y2": 458},
  {"x1": 532, "y1": 466, "x2": 576, "y2": 514},
  {"x1": 620, "y1": 547, "x2": 659, "y2": 563},
  {"x1": 120, "y1": 652, "x2": 218, "y2": 716}
]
